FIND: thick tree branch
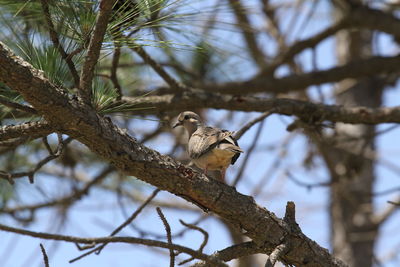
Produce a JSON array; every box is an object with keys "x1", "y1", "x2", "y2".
[
  {"x1": 203, "y1": 55, "x2": 400, "y2": 95},
  {"x1": 0, "y1": 41, "x2": 346, "y2": 267},
  {"x1": 122, "y1": 92, "x2": 400, "y2": 124},
  {"x1": 349, "y1": 5, "x2": 400, "y2": 39}
]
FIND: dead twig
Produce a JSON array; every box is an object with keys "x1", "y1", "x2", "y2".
[
  {"x1": 178, "y1": 219, "x2": 209, "y2": 265},
  {"x1": 157, "y1": 207, "x2": 175, "y2": 267},
  {"x1": 69, "y1": 188, "x2": 160, "y2": 263},
  {"x1": 39, "y1": 243, "x2": 50, "y2": 267},
  {"x1": 0, "y1": 223, "x2": 227, "y2": 267},
  {"x1": 234, "y1": 111, "x2": 273, "y2": 140},
  {"x1": 0, "y1": 136, "x2": 72, "y2": 184}
]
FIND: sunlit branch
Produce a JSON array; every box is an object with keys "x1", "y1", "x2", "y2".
[{"x1": 0, "y1": 121, "x2": 53, "y2": 141}]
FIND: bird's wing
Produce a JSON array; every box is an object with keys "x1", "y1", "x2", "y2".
[
  {"x1": 217, "y1": 131, "x2": 243, "y2": 164},
  {"x1": 188, "y1": 126, "x2": 242, "y2": 161}
]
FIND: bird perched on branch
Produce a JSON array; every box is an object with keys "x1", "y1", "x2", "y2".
[{"x1": 173, "y1": 111, "x2": 243, "y2": 182}]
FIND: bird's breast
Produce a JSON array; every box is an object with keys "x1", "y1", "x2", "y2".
[{"x1": 192, "y1": 148, "x2": 235, "y2": 171}]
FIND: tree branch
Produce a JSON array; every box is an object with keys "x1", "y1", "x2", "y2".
[
  {"x1": 0, "y1": 121, "x2": 54, "y2": 141},
  {"x1": 263, "y1": 19, "x2": 349, "y2": 74},
  {"x1": 0, "y1": 95, "x2": 37, "y2": 114},
  {"x1": 0, "y1": 166, "x2": 113, "y2": 214},
  {"x1": 372, "y1": 195, "x2": 400, "y2": 226},
  {"x1": 79, "y1": 0, "x2": 116, "y2": 103},
  {"x1": 39, "y1": 244, "x2": 50, "y2": 267},
  {"x1": 69, "y1": 188, "x2": 160, "y2": 263},
  {"x1": 349, "y1": 5, "x2": 400, "y2": 39},
  {"x1": 0, "y1": 223, "x2": 226, "y2": 267},
  {"x1": 121, "y1": 92, "x2": 400, "y2": 124},
  {"x1": 179, "y1": 219, "x2": 209, "y2": 265},
  {"x1": 0, "y1": 136, "x2": 72, "y2": 184},
  {"x1": 234, "y1": 111, "x2": 273, "y2": 140},
  {"x1": 130, "y1": 44, "x2": 188, "y2": 91},
  {"x1": 157, "y1": 207, "x2": 175, "y2": 267},
  {"x1": 40, "y1": 0, "x2": 80, "y2": 88},
  {"x1": 228, "y1": 0, "x2": 266, "y2": 68},
  {"x1": 203, "y1": 55, "x2": 400, "y2": 95}
]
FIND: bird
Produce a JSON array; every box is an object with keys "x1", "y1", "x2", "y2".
[{"x1": 173, "y1": 111, "x2": 243, "y2": 182}]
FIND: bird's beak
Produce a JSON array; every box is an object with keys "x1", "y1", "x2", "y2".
[{"x1": 172, "y1": 121, "x2": 182, "y2": 128}]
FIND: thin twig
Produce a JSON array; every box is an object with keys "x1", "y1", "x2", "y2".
[
  {"x1": 232, "y1": 119, "x2": 266, "y2": 187},
  {"x1": 69, "y1": 188, "x2": 160, "y2": 263},
  {"x1": 0, "y1": 95, "x2": 37, "y2": 114},
  {"x1": 110, "y1": 46, "x2": 122, "y2": 99},
  {"x1": 39, "y1": 244, "x2": 50, "y2": 267},
  {"x1": 234, "y1": 111, "x2": 273, "y2": 140},
  {"x1": 157, "y1": 207, "x2": 175, "y2": 267},
  {"x1": 129, "y1": 43, "x2": 188, "y2": 91},
  {"x1": 0, "y1": 223, "x2": 227, "y2": 267},
  {"x1": 1, "y1": 166, "x2": 113, "y2": 214},
  {"x1": 228, "y1": 0, "x2": 266, "y2": 68},
  {"x1": 0, "y1": 137, "x2": 72, "y2": 184},
  {"x1": 262, "y1": 19, "x2": 348, "y2": 75},
  {"x1": 127, "y1": 215, "x2": 208, "y2": 240},
  {"x1": 285, "y1": 171, "x2": 331, "y2": 191},
  {"x1": 40, "y1": 0, "x2": 80, "y2": 88},
  {"x1": 180, "y1": 220, "x2": 208, "y2": 253},
  {"x1": 179, "y1": 219, "x2": 209, "y2": 265},
  {"x1": 388, "y1": 200, "x2": 400, "y2": 206},
  {"x1": 372, "y1": 195, "x2": 400, "y2": 225},
  {"x1": 42, "y1": 136, "x2": 54, "y2": 155}
]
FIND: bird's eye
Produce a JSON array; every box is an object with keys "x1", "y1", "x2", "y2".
[{"x1": 184, "y1": 115, "x2": 190, "y2": 120}]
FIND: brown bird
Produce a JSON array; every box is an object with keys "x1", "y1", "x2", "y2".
[{"x1": 173, "y1": 111, "x2": 243, "y2": 182}]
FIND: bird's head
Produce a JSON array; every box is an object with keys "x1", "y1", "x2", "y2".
[{"x1": 173, "y1": 111, "x2": 202, "y2": 134}]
